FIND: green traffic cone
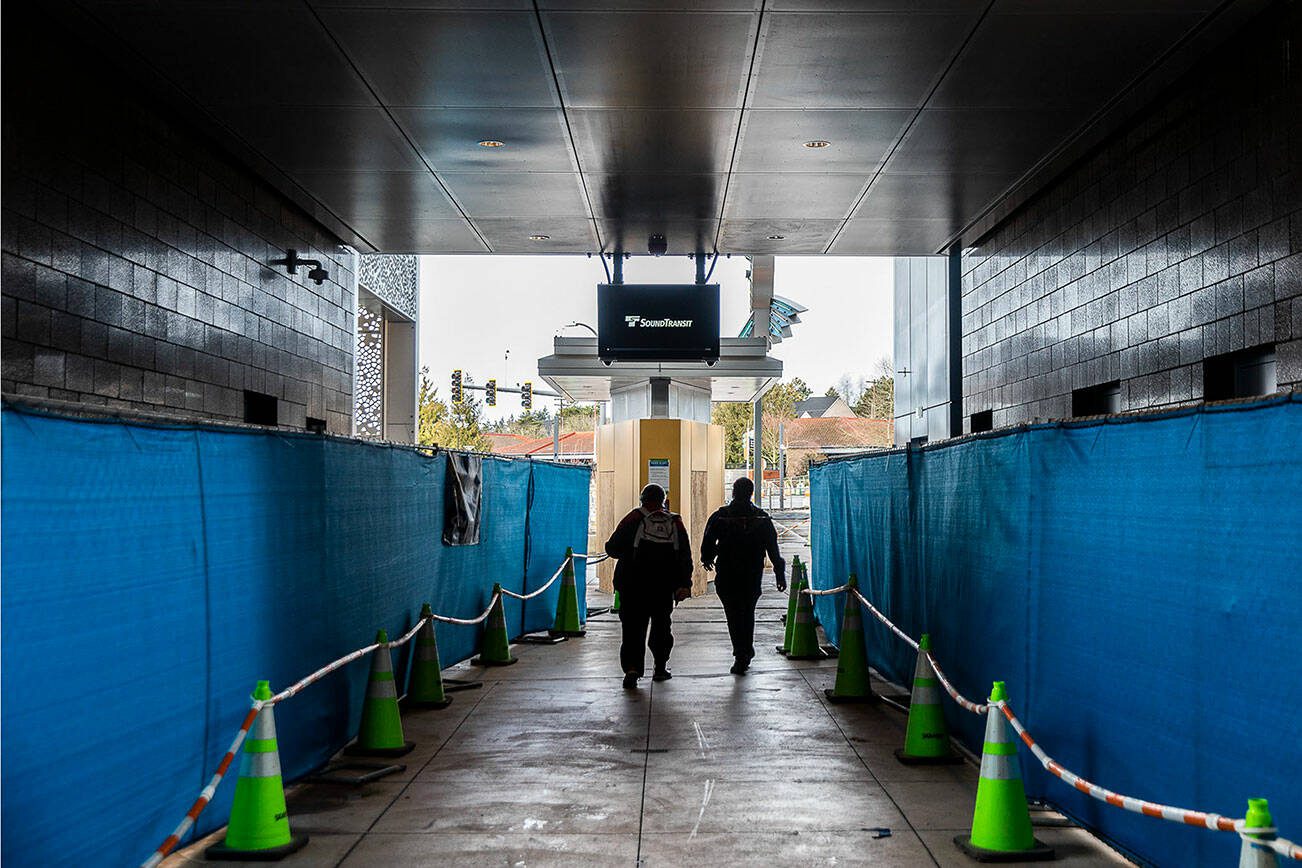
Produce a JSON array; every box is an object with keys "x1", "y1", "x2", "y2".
[
  {"x1": 1239, "y1": 798, "x2": 1281, "y2": 868},
  {"x1": 896, "y1": 633, "x2": 962, "y2": 764},
  {"x1": 550, "y1": 547, "x2": 586, "y2": 638},
  {"x1": 777, "y1": 557, "x2": 802, "y2": 654},
  {"x1": 954, "y1": 682, "x2": 1053, "y2": 862},
  {"x1": 405, "y1": 605, "x2": 452, "y2": 709},
  {"x1": 611, "y1": 589, "x2": 621, "y2": 614},
  {"x1": 205, "y1": 681, "x2": 308, "y2": 861},
  {"x1": 824, "y1": 574, "x2": 874, "y2": 703},
  {"x1": 472, "y1": 583, "x2": 518, "y2": 666},
  {"x1": 346, "y1": 631, "x2": 415, "y2": 757},
  {"x1": 785, "y1": 576, "x2": 828, "y2": 660}
]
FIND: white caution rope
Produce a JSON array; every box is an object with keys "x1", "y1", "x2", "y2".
[
  {"x1": 849, "y1": 586, "x2": 920, "y2": 652},
  {"x1": 144, "y1": 549, "x2": 580, "y2": 867},
  {"x1": 501, "y1": 558, "x2": 569, "y2": 601},
  {"x1": 800, "y1": 581, "x2": 851, "y2": 596},
  {"x1": 925, "y1": 651, "x2": 987, "y2": 715},
  {"x1": 833, "y1": 574, "x2": 1302, "y2": 859},
  {"x1": 998, "y1": 698, "x2": 1301, "y2": 858}
]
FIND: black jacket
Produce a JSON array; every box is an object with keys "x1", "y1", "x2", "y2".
[{"x1": 701, "y1": 499, "x2": 785, "y2": 587}]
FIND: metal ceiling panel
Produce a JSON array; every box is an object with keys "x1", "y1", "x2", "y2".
[
  {"x1": 52, "y1": 0, "x2": 1247, "y2": 255},
  {"x1": 440, "y1": 173, "x2": 590, "y2": 217},
  {"x1": 886, "y1": 109, "x2": 1080, "y2": 176},
  {"x1": 543, "y1": 12, "x2": 757, "y2": 108},
  {"x1": 293, "y1": 172, "x2": 463, "y2": 221},
  {"x1": 853, "y1": 172, "x2": 1017, "y2": 221},
  {"x1": 474, "y1": 218, "x2": 600, "y2": 252},
  {"x1": 312, "y1": 1, "x2": 534, "y2": 7},
  {"x1": 213, "y1": 107, "x2": 427, "y2": 173},
  {"x1": 751, "y1": 11, "x2": 981, "y2": 108},
  {"x1": 588, "y1": 174, "x2": 725, "y2": 220},
  {"x1": 319, "y1": 9, "x2": 557, "y2": 107},
  {"x1": 394, "y1": 108, "x2": 576, "y2": 173},
  {"x1": 732, "y1": 110, "x2": 912, "y2": 173},
  {"x1": 930, "y1": 10, "x2": 1204, "y2": 109},
  {"x1": 350, "y1": 218, "x2": 487, "y2": 252},
  {"x1": 598, "y1": 220, "x2": 720, "y2": 255},
  {"x1": 84, "y1": 1, "x2": 374, "y2": 107},
  {"x1": 829, "y1": 218, "x2": 961, "y2": 255},
  {"x1": 718, "y1": 219, "x2": 842, "y2": 254},
  {"x1": 724, "y1": 174, "x2": 870, "y2": 219},
  {"x1": 769, "y1": 1, "x2": 982, "y2": 9},
  {"x1": 541, "y1": 1, "x2": 759, "y2": 9},
  {"x1": 568, "y1": 110, "x2": 739, "y2": 174}
]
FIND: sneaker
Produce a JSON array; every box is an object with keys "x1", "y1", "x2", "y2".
[
  {"x1": 622, "y1": 671, "x2": 639, "y2": 689},
  {"x1": 729, "y1": 660, "x2": 749, "y2": 676},
  {"x1": 652, "y1": 667, "x2": 672, "y2": 682}
]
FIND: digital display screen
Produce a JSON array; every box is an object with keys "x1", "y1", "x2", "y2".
[{"x1": 596, "y1": 284, "x2": 720, "y2": 362}]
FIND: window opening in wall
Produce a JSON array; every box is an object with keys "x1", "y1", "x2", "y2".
[
  {"x1": 970, "y1": 410, "x2": 993, "y2": 433},
  {"x1": 1071, "y1": 381, "x2": 1121, "y2": 418},
  {"x1": 243, "y1": 390, "x2": 278, "y2": 427},
  {"x1": 1203, "y1": 344, "x2": 1276, "y2": 401},
  {"x1": 305, "y1": 417, "x2": 326, "y2": 434},
  {"x1": 909, "y1": 435, "x2": 928, "y2": 448}
]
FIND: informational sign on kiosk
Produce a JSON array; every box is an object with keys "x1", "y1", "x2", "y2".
[{"x1": 647, "y1": 458, "x2": 671, "y2": 494}]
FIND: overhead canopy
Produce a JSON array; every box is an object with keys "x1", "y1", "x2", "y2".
[
  {"x1": 53, "y1": 0, "x2": 1259, "y2": 255},
  {"x1": 539, "y1": 337, "x2": 781, "y2": 402}
]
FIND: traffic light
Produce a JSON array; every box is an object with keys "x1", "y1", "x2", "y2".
[
  {"x1": 451, "y1": 369, "x2": 463, "y2": 404},
  {"x1": 521, "y1": 381, "x2": 532, "y2": 410},
  {"x1": 485, "y1": 378, "x2": 497, "y2": 407}
]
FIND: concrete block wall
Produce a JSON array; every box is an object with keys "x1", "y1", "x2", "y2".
[
  {"x1": 1, "y1": 33, "x2": 356, "y2": 433},
  {"x1": 959, "y1": 2, "x2": 1301, "y2": 430}
]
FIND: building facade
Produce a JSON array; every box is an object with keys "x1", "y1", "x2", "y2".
[
  {"x1": 896, "y1": 2, "x2": 1301, "y2": 439},
  {"x1": 2, "y1": 20, "x2": 356, "y2": 434}
]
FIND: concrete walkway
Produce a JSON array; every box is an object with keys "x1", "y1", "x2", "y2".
[{"x1": 169, "y1": 541, "x2": 1129, "y2": 866}]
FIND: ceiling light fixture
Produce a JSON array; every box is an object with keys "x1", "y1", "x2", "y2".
[
  {"x1": 528, "y1": 234, "x2": 550, "y2": 241},
  {"x1": 767, "y1": 234, "x2": 786, "y2": 241},
  {"x1": 478, "y1": 140, "x2": 505, "y2": 148},
  {"x1": 802, "y1": 140, "x2": 831, "y2": 149}
]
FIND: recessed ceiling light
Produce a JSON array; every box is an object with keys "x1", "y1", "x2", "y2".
[
  {"x1": 767, "y1": 234, "x2": 786, "y2": 240},
  {"x1": 478, "y1": 140, "x2": 505, "y2": 148},
  {"x1": 802, "y1": 140, "x2": 831, "y2": 149},
  {"x1": 528, "y1": 234, "x2": 550, "y2": 241}
]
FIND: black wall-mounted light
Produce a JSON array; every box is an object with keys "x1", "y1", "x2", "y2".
[{"x1": 269, "y1": 248, "x2": 329, "y2": 285}]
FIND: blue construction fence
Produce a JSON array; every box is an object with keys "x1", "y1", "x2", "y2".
[
  {"x1": 809, "y1": 394, "x2": 1302, "y2": 868},
  {"x1": 0, "y1": 404, "x2": 591, "y2": 867}
]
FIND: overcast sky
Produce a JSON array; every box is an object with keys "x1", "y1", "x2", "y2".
[{"x1": 418, "y1": 255, "x2": 894, "y2": 421}]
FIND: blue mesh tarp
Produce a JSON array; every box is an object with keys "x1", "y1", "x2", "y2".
[
  {"x1": 809, "y1": 395, "x2": 1302, "y2": 867},
  {"x1": 0, "y1": 405, "x2": 590, "y2": 867}
]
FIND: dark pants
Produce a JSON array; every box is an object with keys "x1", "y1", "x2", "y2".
[
  {"x1": 716, "y1": 578, "x2": 762, "y2": 663},
  {"x1": 619, "y1": 593, "x2": 675, "y2": 674}
]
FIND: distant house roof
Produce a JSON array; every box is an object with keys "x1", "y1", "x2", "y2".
[
  {"x1": 784, "y1": 417, "x2": 892, "y2": 452},
  {"x1": 488, "y1": 430, "x2": 595, "y2": 460},
  {"x1": 483, "y1": 432, "x2": 529, "y2": 451},
  {"x1": 793, "y1": 396, "x2": 855, "y2": 418}
]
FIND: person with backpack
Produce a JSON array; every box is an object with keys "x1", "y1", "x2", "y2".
[
  {"x1": 604, "y1": 483, "x2": 694, "y2": 689},
  {"x1": 701, "y1": 477, "x2": 786, "y2": 675}
]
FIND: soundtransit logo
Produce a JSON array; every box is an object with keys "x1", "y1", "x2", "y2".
[{"x1": 625, "y1": 315, "x2": 693, "y2": 328}]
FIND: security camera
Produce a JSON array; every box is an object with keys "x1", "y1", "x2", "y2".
[{"x1": 648, "y1": 234, "x2": 668, "y2": 256}]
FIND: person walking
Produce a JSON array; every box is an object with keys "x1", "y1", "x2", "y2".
[
  {"x1": 604, "y1": 484, "x2": 694, "y2": 689},
  {"x1": 701, "y1": 477, "x2": 786, "y2": 675}
]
